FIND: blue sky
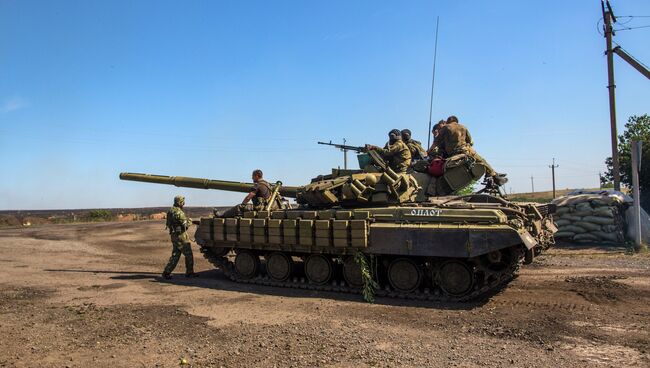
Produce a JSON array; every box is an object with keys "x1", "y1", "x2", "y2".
[{"x1": 1, "y1": 0, "x2": 649, "y2": 210}]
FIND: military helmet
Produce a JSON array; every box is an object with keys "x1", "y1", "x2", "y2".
[
  {"x1": 401, "y1": 129, "x2": 411, "y2": 136},
  {"x1": 388, "y1": 129, "x2": 401, "y2": 140},
  {"x1": 447, "y1": 115, "x2": 458, "y2": 123},
  {"x1": 174, "y1": 195, "x2": 185, "y2": 207}
]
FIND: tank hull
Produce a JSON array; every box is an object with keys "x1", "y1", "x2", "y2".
[{"x1": 194, "y1": 203, "x2": 553, "y2": 301}]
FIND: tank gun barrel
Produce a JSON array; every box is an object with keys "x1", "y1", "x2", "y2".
[{"x1": 119, "y1": 172, "x2": 299, "y2": 198}]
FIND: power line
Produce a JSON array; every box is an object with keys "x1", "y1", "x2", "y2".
[{"x1": 614, "y1": 24, "x2": 650, "y2": 31}]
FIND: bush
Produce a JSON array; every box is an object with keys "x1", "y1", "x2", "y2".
[{"x1": 87, "y1": 209, "x2": 113, "y2": 221}]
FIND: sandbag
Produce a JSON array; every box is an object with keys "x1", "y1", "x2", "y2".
[
  {"x1": 556, "y1": 207, "x2": 571, "y2": 215},
  {"x1": 582, "y1": 215, "x2": 615, "y2": 225},
  {"x1": 575, "y1": 202, "x2": 593, "y2": 212},
  {"x1": 593, "y1": 207, "x2": 614, "y2": 218},
  {"x1": 560, "y1": 214, "x2": 583, "y2": 222},
  {"x1": 554, "y1": 231, "x2": 575, "y2": 238},
  {"x1": 592, "y1": 231, "x2": 622, "y2": 242},
  {"x1": 555, "y1": 219, "x2": 571, "y2": 227},
  {"x1": 559, "y1": 225, "x2": 587, "y2": 234},
  {"x1": 602, "y1": 224, "x2": 619, "y2": 233},
  {"x1": 573, "y1": 233, "x2": 599, "y2": 242},
  {"x1": 574, "y1": 221, "x2": 601, "y2": 232},
  {"x1": 573, "y1": 210, "x2": 593, "y2": 217},
  {"x1": 590, "y1": 199, "x2": 614, "y2": 207}
]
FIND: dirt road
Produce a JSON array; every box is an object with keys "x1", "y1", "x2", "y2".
[{"x1": 0, "y1": 221, "x2": 649, "y2": 367}]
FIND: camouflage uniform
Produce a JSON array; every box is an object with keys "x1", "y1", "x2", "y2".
[
  {"x1": 221, "y1": 179, "x2": 273, "y2": 217},
  {"x1": 434, "y1": 122, "x2": 496, "y2": 177},
  {"x1": 163, "y1": 196, "x2": 194, "y2": 277},
  {"x1": 374, "y1": 140, "x2": 412, "y2": 173},
  {"x1": 404, "y1": 138, "x2": 428, "y2": 161}
]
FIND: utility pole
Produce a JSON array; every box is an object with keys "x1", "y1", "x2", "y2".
[
  {"x1": 342, "y1": 138, "x2": 348, "y2": 170},
  {"x1": 549, "y1": 158, "x2": 559, "y2": 199},
  {"x1": 602, "y1": 0, "x2": 621, "y2": 190},
  {"x1": 631, "y1": 141, "x2": 646, "y2": 251},
  {"x1": 530, "y1": 175, "x2": 535, "y2": 193},
  {"x1": 599, "y1": 172, "x2": 603, "y2": 188}
]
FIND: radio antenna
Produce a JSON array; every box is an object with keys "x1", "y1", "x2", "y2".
[{"x1": 427, "y1": 16, "x2": 440, "y2": 149}]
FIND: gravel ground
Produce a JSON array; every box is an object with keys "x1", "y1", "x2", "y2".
[{"x1": 0, "y1": 221, "x2": 649, "y2": 367}]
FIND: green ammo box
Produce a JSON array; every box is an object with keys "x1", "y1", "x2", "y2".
[
  {"x1": 315, "y1": 237, "x2": 332, "y2": 247},
  {"x1": 335, "y1": 211, "x2": 353, "y2": 220},
  {"x1": 285, "y1": 211, "x2": 301, "y2": 220},
  {"x1": 225, "y1": 218, "x2": 238, "y2": 242},
  {"x1": 238, "y1": 218, "x2": 253, "y2": 243},
  {"x1": 271, "y1": 211, "x2": 286, "y2": 219},
  {"x1": 315, "y1": 220, "x2": 331, "y2": 230},
  {"x1": 351, "y1": 237, "x2": 368, "y2": 247},
  {"x1": 333, "y1": 229, "x2": 348, "y2": 238},
  {"x1": 268, "y1": 219, "x2": 282, "y2": 238},
  {"x1": 243, "y1": 211, "x2": 257, "y2": 218},
  {"x1": 332, "y1": 220, "x2": 349, "y2": 230},
  {"x1": 300, "y1": 211, "x2": 318, "y2": 219},
  {"x1": 283, "y1": 220, "x2": 297, "y2": 245},
  {"x1": 315, "y1": 220, "x2": 330, "y2": 239},
  {"x1": 212, "y1": 218, "x2": 225, "y2": 241},
  {"x1": 353, "y1": 211, "x2": 370, "y2": 219},
  {"x1": 350, "y1": 220, "x2": 368, "y2": 247},
  {"x1": 253, "y1": 218, "x2": 267, "y2": 243},
  {"x1": 196, "y1": 218, "x2": 212, "y2": 238},
  {"x1": 333, "y1": 238, "x2": 349, "y2": 248},
  {"x1": 298, "y1": 220, "x2": 314, "y2": 246},
  {"x1": 317, "y1": 210, "x2": 335, "y2": 219},
  {"x1": 256, "y1": 210, "x2": 271, "y2": 218}
]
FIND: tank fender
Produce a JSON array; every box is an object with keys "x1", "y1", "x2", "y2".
[
  {"x1": 518, "y1": 230, "x2": 538, "y2": 250},
  {"x1": 368, "y1": 224, "x2": 532, "y2": 258}
]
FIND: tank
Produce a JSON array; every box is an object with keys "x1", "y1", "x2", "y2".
[{"x1": 119, "y1": 151, "x2": 556, "y2": 302}]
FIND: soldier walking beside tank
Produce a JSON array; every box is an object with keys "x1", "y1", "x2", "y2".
[
  {"x1": 401, "y1": 129, "x2": 428, "y2": 162},
  {"x1": 221, "y1": 169, "x2": 273, "y2": 217},
  {"x1": 162, "y1": 195, "x2": 196, "y2": 279},
  {"x1": 365, "y1": 129, "x2": 412, "y2": 173}
]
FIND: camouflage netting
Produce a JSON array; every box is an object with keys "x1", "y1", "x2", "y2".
[{"x1": 552, "y1": 191, "x2": 630, "y2": 244}]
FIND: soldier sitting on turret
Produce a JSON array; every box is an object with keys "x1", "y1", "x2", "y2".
[
  {"x1": 427, "y1": 119, "x2": 447, "y2": 158},
  {"x1": 431, "y1": 115, "x2": 498, "y2": 179},
  {"x1": 220, "y1": 169, "x2": 274, "y2": 217},
  {"x1": 401, "y1": 129, "x2": 428, "y2": 162},
  {"x1": 364, "y1": 129, "x2": 412, "y2": 173}
]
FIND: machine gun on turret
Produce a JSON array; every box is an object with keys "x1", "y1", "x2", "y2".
[{"x1": 317, "y1": 141, "x2": 365, "y2": 153}]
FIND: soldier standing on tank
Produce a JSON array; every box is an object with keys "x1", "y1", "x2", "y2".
[
  {"x1": 401, "y1": 129, "x2": 428, "y2": 162},
  {"x1": 433, "y1": 115, "x2": 497, "y2": 178},
  {"x1": 162, "y1": 195, "x2": 197, "y2": 279},
  {"x1": 365, "y1": 129, "x2": 412, "y2": 173},
  {"x1": 221, "y1": 169, "x2": 273, "y2": 217}
]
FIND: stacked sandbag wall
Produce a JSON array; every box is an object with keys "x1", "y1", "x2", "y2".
[{"x1": 552, "y1": 194, "x2": 629, "y2": 244}]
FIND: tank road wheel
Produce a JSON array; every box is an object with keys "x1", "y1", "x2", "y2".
[
  {"x1": 265, "y1": 252, "x2": 293, "y2": 282},
  {"x1": 304, "y1": 254, "x2": 333, "y2": 285},
  {"x1": 437, "y1": 261, "x2": 474, "y2": 296},
  {"x1": 210, "y1": 247, "x2": 230, "y2": 257},
  {"x1": 387, "y1": 258, "x2": 422, "y2": 293},
  {"x1": 342, "y1": 256, "x2": 364, "y2": 288},
  {"x1": 234, "y1": 251, "x2": 259, "y2": 279}
]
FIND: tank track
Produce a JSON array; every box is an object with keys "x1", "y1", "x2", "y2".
[{"x1": 199, "y1": 247, "x2": 522, "y2": 303}]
